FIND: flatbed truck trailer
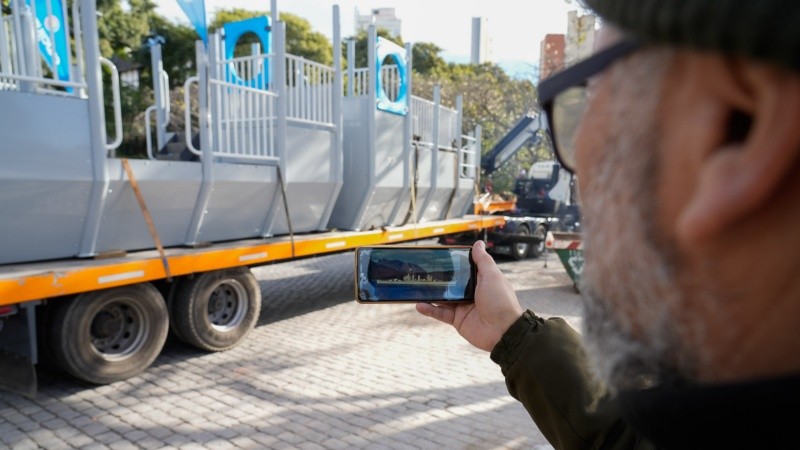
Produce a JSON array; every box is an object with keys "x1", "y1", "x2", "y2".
[
  {"x1": 0, "y1": 215, "x2": 505, "y2": 397},
  {"x1": 0, "y1": 0, "x2": 497, "y2": 397}
]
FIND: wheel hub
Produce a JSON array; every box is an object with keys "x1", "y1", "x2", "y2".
[
  {"x1": 90, "y1": 310, "x2": 121, "y2": 339},
  {"x1": 206, "y1": 280, "x2": 248, "y2": 332},
  {"x1": 90, "y1": 301, "x2": 146, "y2": 359}
]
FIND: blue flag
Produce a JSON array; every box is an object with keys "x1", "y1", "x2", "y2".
[
  {"x1": 175, "y1": 0, "x2": 208, "y2": 43},
  {"x1": 25, "y1": 0, "x2": 70, "y2": 84}
]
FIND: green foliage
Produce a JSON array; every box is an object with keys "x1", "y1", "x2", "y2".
[
  {"x1": 96, "y1": 0, "x2": 157, "y2": 58},
  {"x1": 411, "y1": 42, "x2": 446, "y2": 75},
  {"x1": 136, "y1": 16, "x2": 197, "y2": 88},
  {"x1": 282, "y1": 12, "x2": 332, "y2": 65}
]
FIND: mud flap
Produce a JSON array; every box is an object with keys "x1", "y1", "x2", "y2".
[{"x1": 0, "y1": 301, "x2": 39, "y2": 398}]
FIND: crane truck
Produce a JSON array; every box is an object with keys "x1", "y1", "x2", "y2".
[{"x1": 442, "y1": 113, "x2": 581, "y2": 260}]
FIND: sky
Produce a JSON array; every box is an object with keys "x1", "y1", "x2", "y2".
[{"x1": 155, "y1": 0, "x2": 589, "y2": 79}]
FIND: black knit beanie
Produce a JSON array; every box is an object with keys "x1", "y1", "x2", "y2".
[{"x1": 583, "y1": 0, "x2": 800, "y2": 72}]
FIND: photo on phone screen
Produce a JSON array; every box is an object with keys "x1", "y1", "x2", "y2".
[{"x1": 355, "y1": 246, "x2": 476, "y2": 302}]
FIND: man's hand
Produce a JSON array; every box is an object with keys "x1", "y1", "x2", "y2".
[{"x1": 416, "y1": 240, "x2": 524, "y2": 352}]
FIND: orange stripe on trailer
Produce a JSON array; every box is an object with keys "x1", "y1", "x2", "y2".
[{"x1": 0, "y1": 215, "x2": 505, "y2": 306}]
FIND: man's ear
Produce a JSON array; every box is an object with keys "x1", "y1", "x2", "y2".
[{"x1": 676, "y1": 60, "x2": 800, "y2": 245}]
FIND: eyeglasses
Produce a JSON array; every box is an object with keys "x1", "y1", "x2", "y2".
[{"x1": 538, "y1": 40, "x2": 640, "y2": 173}]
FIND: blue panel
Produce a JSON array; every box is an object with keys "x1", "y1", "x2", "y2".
[
  {"x1": 24, "y1": 0, "x2": 70, "y2": 86},
  {"x1": 223, "y1": 16, "x2": 272, "y2": 89},
  {"x1": 375, "y1": 37, "x2": 408, "y2": 115}
]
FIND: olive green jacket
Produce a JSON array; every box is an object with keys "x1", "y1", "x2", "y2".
[
  {"x1": 490, "y1": 310, "x2": 653, "y2": 450},
  {"x1": 491, "y1": 310, "x2": 800, "y2": 449}
]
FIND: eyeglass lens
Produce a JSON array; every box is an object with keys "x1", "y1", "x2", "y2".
[{"x1": 551, "y1": 86, "x2": 588, "y2": 171}]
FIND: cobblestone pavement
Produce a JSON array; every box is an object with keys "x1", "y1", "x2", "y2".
[{"x1": 0, "y1": 244, "x2": 582, "y2": 450}]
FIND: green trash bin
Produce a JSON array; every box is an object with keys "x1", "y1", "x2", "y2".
[{"x1": 546, "y1": 232, "x2": 584, "y2": 292}]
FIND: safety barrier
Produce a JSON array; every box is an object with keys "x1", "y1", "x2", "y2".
[
  {"x1": 411, "y1": 96, "x2": 435, "y2": 146},
  {"x1": 285, "y1": 54, "x2": 335, "y2": 125},
  {"x1": 208, "y1": 78, "x2": 278, "y2": 163},
  {"x1": 347, "y1": 65, "x2": 400, "y2": 98},
  {"x1": 224, "y1": 51, "x2": 272, "y2": 90},
  {"x1": 411, "y1": 95, "x2": 458, "y2": 149}
]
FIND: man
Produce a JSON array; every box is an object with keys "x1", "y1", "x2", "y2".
[{"x1": 417, "y1": 0, "x2": 800, "y2": 448}]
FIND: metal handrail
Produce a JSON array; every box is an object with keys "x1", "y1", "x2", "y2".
[
  {"x1": 161, "y1": 69, "x2": 170, "y2": 126},
  {"x1": 0, "y1": 73, "x2": 85, "y2": 88},
  {"x1": 183, "y1": 76, "x2": 201, "y2": 156},
  {"x1": 144, "y1": 105, "x2": 157, "y2": 159},
  {"x1": 285, "y1": 53, "x2": 332, "y2": 72},
  {"x1": 100, "y1": 57, "x2": 122, "y2": 151}
]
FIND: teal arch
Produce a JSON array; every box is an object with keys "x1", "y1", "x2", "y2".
[
  {"x1": 375, "y1": 38, "x2": 409, "y2": 115},
  {"x1": 222, "y1": 16, "x2": 272, "y2": 89}
]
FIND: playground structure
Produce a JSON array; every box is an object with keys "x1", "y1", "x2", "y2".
[
  {"x1": 330, "y1": 32, "x2": 479, "y2": 230},
  {"x1": 0, "y1": 0, "x2": 480, "y2": 265},
  {"x1": 0, "y1": 0, "x2": 495, "y2": 396}
]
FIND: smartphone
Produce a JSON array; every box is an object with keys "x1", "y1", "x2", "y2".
[{"x1": 355, "y1": 245, "x2": 476, "y2": 303}]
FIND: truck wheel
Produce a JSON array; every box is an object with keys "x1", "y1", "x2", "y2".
[
  {"x1": 529, "y1": 224, "x2": 548, "y2": 258},
  {"x1": 49, "y1": 284, "x2": 169, "y2": 384},
  {"x1": 171, "y1": 268, "x2": 261, "y2": 352},
  {"x1": 511, "y1": 225, "x2": 530, "y2": 261}
]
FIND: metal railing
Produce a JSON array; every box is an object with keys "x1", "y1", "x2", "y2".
[
  {"x1": 285, "y1": 54, "x2": 335, "y2": 125},
  {"x1": 201, "y1": 39, "x2": 279, "y2": 163},
  {"x1": 349, "y1": 67, "x2": 369, "y2": 96},
  {"x1": 224, "y1": 51, "x2": 272, "y2": 90},
  {"x1": 438, "y1": 107, "x2": 458, "y2": 149},
  {"x1": 197, "y1": 77, "x2": 279, "y2": 163},
  {"x1": 411, "y1": 95, "x2": 458, "y2": 149},
  {"x1": 460, "y1": 132, "x2": 479, "y2": 179},
  {"x1": 379, "y1": 64, "x2": 400, "y2": 100},
  {"x1": 347, "y1": 65, "x2": 401, "y2": 99},
  {"x1": 411, "y1": 95, "x2": 435, "y2": 146}
]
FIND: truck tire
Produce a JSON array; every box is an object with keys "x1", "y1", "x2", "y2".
[
  {"x1": 171, "y1": 268, "x2": 261, "y2": 352},
  {"x1": 511, "y1": 225, "x2": 531, "y2": 261},
  {"x1": 529, "y1": 224, "x2": 548, "y2": 258},
  {"x1": 166, "y1": 277, "x2": 189, "y2": 343},
  {"x1": 49, "y1": 284, "x2": 169, "y2": 384}
]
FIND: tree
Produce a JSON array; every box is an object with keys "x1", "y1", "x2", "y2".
[
  {"x1": 210, "y1": 9, "x2": 332, "y2": 65},
  {"x1": 411, "y1": 42, "x2": 446, "y2": 75},
  {"x1": 414, "y1": 63, "x2": 541, "y2": 193},
  {"x1": 96, "y1": 0, "x2": 157, "y2": 58},
  {"x1": 136, "y1": 16, "x2": 198, "y2": 88}
]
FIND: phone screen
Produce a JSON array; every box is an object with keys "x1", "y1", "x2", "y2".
[{"x1": 355, "y1": 246, "x2": 476, "y2": 303}]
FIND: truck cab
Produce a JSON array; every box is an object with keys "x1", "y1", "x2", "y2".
[{"x1": 514, "y1": 160, "x2": 571, "y2": 216}]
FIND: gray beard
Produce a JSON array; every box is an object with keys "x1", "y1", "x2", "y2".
[{"x1": 577, "y1": 49, "x2": 693, "y2": 393}]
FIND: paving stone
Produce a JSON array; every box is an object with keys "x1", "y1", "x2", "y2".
[
  {"x1": 8, "y1": 439, "x2": 39, "y2": 450},
  {"x1": 109, "y1": 440, "x2": 140, "y2": 450}
]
